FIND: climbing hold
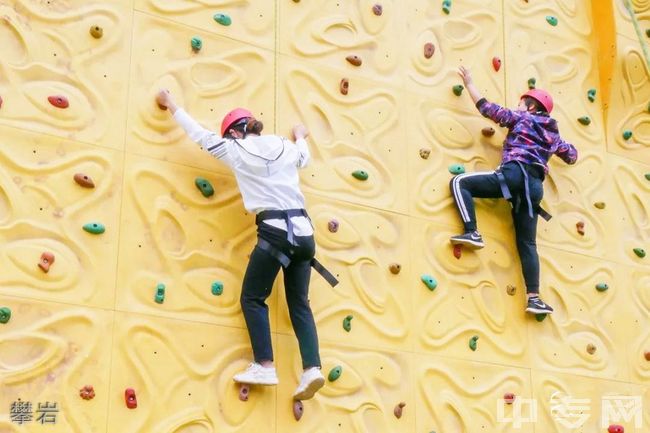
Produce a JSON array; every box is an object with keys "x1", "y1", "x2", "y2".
[
  {"x1": 586, "y1": 343, "x2": 597, "y2": 354},
  {"x1": 645, "y1": 173, "x2": 650, "y2": 181},
  {"x1": 328, "y1": 365, "x2": 342, "y2": 382},
  {"x1": 154, "y1": 283, "x2": 165, "y2": 304},
  {"x1": 211, "y1": 281, "x2": 224, "y2": 296},
  {"x1": 594, "y1": 202, "x2": 606, "y2": 209},
  {"x1": 74, "y1": 173, "x2": 95, "y2": 188},
  {"x1": 420, "y1": 274, "x2": 437, "y2": 291},
  {"x1": 577, "y1": 116, "x2": 591, "y2": 126},
  {"x1": 504, "y1": 393, "x2": 515, "y2": 404},
  {"x1": 38, "y1": 252, "x2": 55, "y2": 273},
  {"x1": 293, "y1": 400, "x2": 304, "y2": 421},
  {"x1": 0, "y1": 307, "x2": 11, "y2": 324},
  {"x1": 441, "y1": 0, "x2": 451, "y2": 15},
  {"x1": 328, "y1": 219, "x2": 339, "y2": 233},
  {"x1": 448, "y1": 164, "x2": 465, "y2": 175},
  {"x1": 194, "y1": 177, "x2": 214, "y2": 198},
  {"x1": 239, "y1": 384, "x2": 250, "y2": 402},
  {"x1": 506, "y1": 285, "x2": 516, "y2": 296},
  {"x1": 452, "y1": 84, "x2": 464, "y2": 96},
  {"x1": 587, "y1": 88, "x2": 596, "y2": 102},
  {"x1": 82, "y1": 222, "x2": 105, "y2": 234},
  {"x1": 352, "y1": 170, "x2": 369, "y2": 181},
  {"x1": 608, "y1": 425, "x2": 624, "y2": 433},
  {"x1": 191, "y1": 36, "x2": 202, "y2": 52},
  {"x1": 647, "y1": 101, "x2": 650, "y2": 113},
  {"x1": 492, "y1": 57, "x2": 502, "y2": 72},
  {"x1": 79, "y1": 385, "x2": 95, "y2": 400},
  {"x1": 481, "y1": 127, "x2": 495, "y2": 137},
  {"x1": 389, "y1": 263, "x2": 401, "y2": 274},
  {"x1": 453, "y1": 244, "x2": 462, "y2": 259},
  {"x1": 469, "y1": 335, "x2": 479, "y2": 351},
  {"x1": 124, "y1": 388, "x2": 137, "y2": 409},
  {"x1": 342, "y1": 315, "x2": 353, "y2": 332},
  {"x1": 345, "y1": 55, "x2": 362, "y2": 67},
  {"x1": 576, "y1": 221, "x2": 585, "y2": 236},
  {"x1": 535, "y1": 313, "x2": 547, "y2": 322},
  {"x1": 372, "y1": 4, "x2": 383, "y2": 16},
  {"x1": 340, "y1": 78, "x2": 349, "y2": 95},
  {"x1": 213, "y1": 13, "x2": 232, "y2": 26},
  {"x1": 633, "y1": 248, "x2": 646, "y2": 258},
  {"x1": 419, "y1": 148, "x2": 431, "y2": 159},
  {"x1": 527, "y1": 77, "x2": 536, "y2": 89},
  {"x1": 0, "y1": 95, "x2": 3, "y2": 109},
  {"x1": 89, "y1": 25, "x2": 103, "y2": 39},
  {"x1": 644, "y1": 351, "x2": 650, "y2": 361},
  {"x1": 622, "y1": 130, "x2": 633, "y2": 140},
  {"x1": 424, "y1": 43, "x2": 435, "y2": 59},
  {"x1": 546, "y1": 16, "x2": 558, "y2": 26},
  {"x1": 393, "y1": 402, "x2": 406, "y2": 419},
  {"x1": 595, "y1": 283, "x2": 609, "y2": 292},
  {"x1": 48, "y1": 95, "x2": 69, "y2": 109}
]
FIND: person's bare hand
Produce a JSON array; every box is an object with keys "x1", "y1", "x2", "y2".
[
  {"x1": 292, "y1": 124, "x2": 309, "y2": 140},
  {"x1": 457, "y1": 66, "x2": 473, "y2": 86},
  {"x1": 156, "y1": 89, "x2": 173, "y2": 110}
]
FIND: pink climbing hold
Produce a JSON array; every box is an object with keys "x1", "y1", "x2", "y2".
[
  {"x1": 504, "y1": 392, "x2": 515, "y2": 404},
  {"x1": 424, "y1": 43, "x2": 435, "y2": 59},
  {"x1": 453, "y1": 244, "x2": 462, "y2": 259},
  {"x1": 38, "y1": 252, "x2": 55, "y2": 273},
  {"x1": 492, "y1": 56, "x2": 502, "y2": 72},
  {"x1": 48, "y1": 95, "x2": 69, "y2": 109},
  {"x1": 608, "y1": 425, "x2": 624, "y2": 433},
  {"x1": 372, "y1": 4, "x2": 383, "y2": 16},
  {"x1": 293, "y1": 400, "x2": 304, "y2": 421},
  {"x1": 238, "y1": 384, "x2": 250, "y2": 402},
  {"x1": 393, "y1": 402, "x2": 406, "y2": 419},
  {"x1": 125, "y1": 388, "x2": 137, "y2": 409}
]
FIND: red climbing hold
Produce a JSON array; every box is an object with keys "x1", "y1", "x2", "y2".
[
  {"x1": 372, "y1": 4, "x2": 383, "y2": 16},
  {"x1": 38, "y1": 252, "x2": 55, "y2": 273},
  {"x1": 453, "y1": 244, "x2": 462, "y2": 259},
  {"x1": 239, "y1": 384, "x2": 250, "y2": 402},
  {"x1": 74, "y1": 173, "x2": 95, "y2": 188},
  {"x1": 608, "y1": 425, "x2": 624, "y2": 433},
  {"x1": 48, "y1": 95, "x2": 69, "y2": 109},
  {"x1": 0, "y1": 95, "x2": 3, "y2": 109},
  {"x1": 644, "y1": 350, "x2": 650, "y2": 361},
  {"x1": 576, "y1": 221, "x2": 585, "y2": 236},
  {"x1": 492, "y1": 57, "x2": 502, "y2": 72},
  {"x1": 504, "y1": 393, "x2": 515, "y2": 404},
  {"x1": 394, "y1": 402, "x2": 406, "y2": 419},
  {"x1": 293, "y1": 400, "x2": 304, "y2": 421},
  {"x1": 125, "y1": 388, "x2": 137, "y2": 409},
  {"x1": 340, "y1": 78, "x2": 349, "y2": 95},
  {"x1": 424, "y1": 43, "x2": 435, "y2": 59},
  {"x1": 79, "y1": 385, "x2": 95, "y2": 400}
]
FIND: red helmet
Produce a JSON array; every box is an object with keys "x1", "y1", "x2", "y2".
[
  {"x1": 521, "y1": 89, "x2": 553, "y2": 113},
  {"x1": 221, "y1": 108, "x2": 253, "y2": 136}
]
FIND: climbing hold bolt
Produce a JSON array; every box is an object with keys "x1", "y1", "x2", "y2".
[
  {"x1": 441, "y1": 0, "x2": 451, "y2": 15},
  {"x1": 74, "y1": 173, "x2": 95, "y2": 188},
  {"x1": 452, "y1": 85, "x2": 464, "y2": 96},
  {"x1": 191, "y1": 36, "x2": 202, "y2": 52},
  {"x1": 535, "y1": 313, "x2": 547, "y2": 322},
  {"x1": 293, "y1": 400, "x2": 304, "y2": 421},
  {"x1": 239, "y1": 384, "x2": 250, "y2": 401},
  {"x1": 453, "y1": 244, "x2": 462, "y2": 259},
  {"x1": 82, "y1": 222, "x2": 105, "y2": 234},
  {"x1": 389, "y1": 263, "x2": 401, "y2": 274},
  {"x1": 340, "y1": 78, "x2": 349, "y2": 95},
  {"x1": 644, "y1": 351, "x2": 650, "y2": 361},
  {"x1": 213, "y1": 13, "x2": 232, "y2": 26},
  {"x1": 342, "y1": 315, "x2": 353, "y2": 332},
  {"x1": 586, "y1": 343, "x2": 596, "y2": 354},
  {"x1": 482, "y1": 127, "x2": 495, "y2": 137},
  {"x1": 492, "y1": 57, "x2": 501, "y2": 72},
  {"x1": 595, "y1": 283, "x2": 609, "y2": 292},
  {"x1": 372, "y1": 4, "x2": 383, "y2": 16},
  {"x1": 211, "y1": 281, "x2": 223, "y2": 296},
  {"x1": 0, "y1": 307, "x2": 11, "y2": 324},
  {"x1": 89, "y1": 25, "x2": 103, "y2": 39},
  {"x1": 424, "y1": 43, "x2": 435, "y2": 59},
  {"x1": 506, "y1": 285, "x2": 516, "y2": 296},
  {"x1": 577, "y1": 116, "x2": 591, "y2": 126},
  {"x1": 587, "y1": 88, "x2": 596, "y2": 102},
  {"x1": 448, "y1": 164, "x2": 465, "y2": 175},
  {"x1": 346, "y1": 55, "x2": 362, "y2": 67},
  {"x1": 576, "y1": 221, "x2": 585, "y2": 236},
  {"x1": 594, "y1": 202, "x2": 606, "y2": 209},
  {"x1": 38, "y1": 252, "x2": 55, "y2": 273},
  {"x1": 504, "y1": 393, "x2": 515, "y2": 404},
  {"x1": 546, "y1": 16, "x2": 558, "y2": 26},
  {"x1": 421, "y1": 274, "x2": 437, "y2": 291},
  {"x1": 154, "y1": 283, "x2": 165, "y2": 304},
  {"x1": 125, "y1": 388, "x2": 137, "y2": 409},
  {"x1": 608, "y1": 425, "x2": 624, "y2": 433},
  {"x1": 469, "y1": 335, "x2": 479, "y2": 351},
  {"x1": 623, "y1": 130, "x2": 633, "y2": 140},
  {"x1": 48, "y1": 95, "x2": 69, "y2": 109},
  {"x1": 194, "y1": 177, "x2": 214, "y2": 197},
  {"x1": 419, "y1": 148, "x2": 431, "y2": 159},
  {"x1": 352, "y1": 170, "x2": 369, "y2": 181},
  {"x1": 394, "y1": 402, "x2": 406, "y2": 419},
  {"x1": 79, "y1": 385, "x2": 95, "y2": 400},
  {"x1": 634, "y1": 248, "x2": 646, "y2": 258},
  {"x1": 328, "y1": 219, "x2": 339, "y2": 233},
  {"x1": 328, "y1": 365, "x2": 342, "y2": 382},
  {"x1": 527, "y1": 77, "x2": 536, "y2": 89}
]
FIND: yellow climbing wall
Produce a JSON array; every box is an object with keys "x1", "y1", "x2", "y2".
[{"x1": 1, "y1": 0, "x2": 650, "y2": 432}]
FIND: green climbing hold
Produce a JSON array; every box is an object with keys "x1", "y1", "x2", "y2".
[
  {"x1": 623, "y1": 130, "x2": 633, "y2": 140},
  {"x1": 634, "y1": 248, "x2": 646, "y2": 258},
  {"x1": 211, "y1": 281, "x2": 224, "y2": 296},
  {"x1": 421, "y1": 274, "x2": 437, "y2": 291},
  {"x1": 469, "y1": 335, "x2": 479, "y2": 351},
  {"x1": 595, "y1": 283, "x2": 609, "y2": 292},
  {"x1": 645, "y1": 173, "x2": 650, "y2": 181},
  {"x1": 527, "y1": 77, "x2": 536, "y2": 89},
  {"x1": 328, "y1": 365, "x2": 342, "y2": 382},
  {"x1": 448, "y1": 164, "x2": 465, "y2": 175},
  {"x1": 452, "y1": 84, "x2": 464, "y2": 96},
  {"x1": 352, "y1": 170, "x2": 369, "y2": 181},
  {"x1": 594, "y1": 201, "x2": 606, "y2": 209},
  {"x1": 647, "y1": 101, "x2": 650, "y2": 113},
  {"x1": 342, "y1": 315, "x2": 353, "y2": 332},
  {"x1": 442, "y1": 0, "x2": 451, "y2": 14},
  {"x1": 535, "y1": 313, "x2": 547, "y2": 322},
  {"x1": 546, "y1": 16, "x2": 558, "y2": 26},
  {"x1": 83, "y1": 222, "x2": 105, "y2": 234},
  {"x1": 213, "y1": 13, "x2": 232, "y2": 26},
  {"x1": 195, "y1": 177, "x2": 214, "y2": 197},
  {"x1": 191, "y1": 36, "x2": 203, "y2": 52},
  {"x1": 577, "y1": 116, "x2": 591, "y2": 126},
  {"x1": 154, "y1": 283, "x2": 165, "y2": 304},
  {"x1": 646, "y1": 29, "x2": 650, "y2": 38},
  {"x1": 0, "y1": 307, "x2": 11, "y2": 324},
  {"x1": 587, "y1": 88, "x2": 596, "y2": 102}
]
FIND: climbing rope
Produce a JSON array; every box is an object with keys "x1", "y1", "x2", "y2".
[{"x1": 623, "y1": 0, "x2": 650, "y2": 71}]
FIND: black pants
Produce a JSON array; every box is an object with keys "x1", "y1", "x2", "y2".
[
  {"x1": 240, "y1": 223, "x2": 321, "y2": 369},
  {"x1": 449, "y1": 162, "x2": 544, "y2": 294}
]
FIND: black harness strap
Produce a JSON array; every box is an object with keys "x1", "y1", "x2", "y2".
[{"x1": 496, "y1": 162, "x2": 552, "y2": 221}]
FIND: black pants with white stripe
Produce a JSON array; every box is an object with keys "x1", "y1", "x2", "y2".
[{"x1": 449, "y1": 162, "x2": 543, "y2": 294}]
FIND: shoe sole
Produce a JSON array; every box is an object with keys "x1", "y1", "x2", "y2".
[
  {"x1": 525, "y1": 307, "x2": 553, "y2": 315},
  {"x1": 293, "y1": 377, "x2": 325, "y2": 401},
  {"x1": 450, "y1": 238, "x2": 485, "y2": 250},
  {"x1": 233, "y1": 377, "x2": 278, "y2": 386}
]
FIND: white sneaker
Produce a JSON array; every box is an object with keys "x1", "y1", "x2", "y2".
[
  {"x1": 293, "y1": 367, "x2": 325, "y2": 400},
  {"x1": 233, "y1": 363, "x2": 279, "y2": 385}
]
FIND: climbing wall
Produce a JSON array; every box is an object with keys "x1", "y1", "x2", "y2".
[{"x1": 1, "y1": 0, "x2": 649, "y2": 432}]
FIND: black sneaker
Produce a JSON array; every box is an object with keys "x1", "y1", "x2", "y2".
[
  {"x1": 450, "y1": 231, "x2": 485, "y2": 249},
  {"x1": 526, "y1": 297, "x2": 554, "y2": 314}
]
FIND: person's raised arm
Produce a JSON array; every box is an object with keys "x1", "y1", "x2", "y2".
[
  {"x1": 458, "y1": 66, "x2": 520, "y2": 128},
  {"x1": 292, "y1": 124, "x2": 310, "y2": 168}
]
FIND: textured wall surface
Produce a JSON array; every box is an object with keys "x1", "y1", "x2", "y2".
[{"x1": 1, "y1": 1, "x2": 649, "y2": 432}]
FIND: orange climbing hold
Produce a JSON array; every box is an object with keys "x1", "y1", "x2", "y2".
[
  {"x1": 393, "y1": 402, "x2": 406, "y2": 419},
  {"x1": 340, "y1": 78, "x2": 349, "y2": 95},
  {"x1": 79, "y1": 385, "x2": 95, "y2": 400},
  {"x1": 576, "y1": 221, "x2": 585, "y2": 236},
  {"x1": 481, "y1": 127, "x2": 495, "y2": 137},
  {"x1": 492, "y1": 56, "x2": 502, "y2": 72},
  {"x1": 419, "y1": 148, "x2": 431, "y2": 159},
  {"x1": 453, "y1": 244, "x2": 462, "y2": 259},
  {"x1": 389, "y1": 263, "x2": 401, "y2": 274},
  {"x1": 38, "y1": 252, "x2": 55, "y2": 273},
  {"x1": 424, "y1": 43, "x2": 435, "y2": 59},
  {"x1": 644, "y1": 350, "x2": 650, "y2": 361},
  {"x1": 48, "y1": 95, "x2": 69, "y2": 109},
  {"x1": 586, "y1": 343, "x2": 596, "y2": 354},
  {"x1": 346, "y1": 55, "x2": 362, "y2": 66},
  {"x1": 74, "y1": 173, "x2": 95, "y2": 188}
]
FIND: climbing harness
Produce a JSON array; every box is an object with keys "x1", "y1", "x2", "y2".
[{"x1": 495, "y1": 161, "x2": 552, "y2": 221}]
